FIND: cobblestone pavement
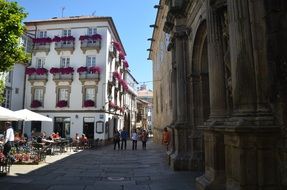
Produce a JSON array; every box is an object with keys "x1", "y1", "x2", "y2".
[{"x1": 0, "y1": 139, "x2": 202, "y2": 190}]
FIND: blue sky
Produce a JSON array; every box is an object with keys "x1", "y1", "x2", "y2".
[{"x1": 14, "y1": 0, "x2": 158, "y2": 90}]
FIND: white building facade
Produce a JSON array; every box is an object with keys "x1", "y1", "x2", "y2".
[{"x1": 24, "y1": 16, "x2": 132, "y2": 141}]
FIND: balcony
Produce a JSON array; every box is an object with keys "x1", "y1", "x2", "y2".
[
  {"x1": 32, "y1": 43, "x2": 51, "y2": 55},
  {"x1": 79, "y1": 72, "x2": 100, "y2": 84},
  {"x1": 27, "y1": 74, "x2": 48, "y2": 85},
  {"x1": 52, "y1": 73, "x2": 73, "y2": 84},
  {"x1": 54, "y1": 41, "x2": 75, "y2": 54},
  {"x1": 109, "y1": 45, "x2": 117, "y2": 58},
  {"x1": 80, "y1": 40, "x2": 101, "y2": 53}
]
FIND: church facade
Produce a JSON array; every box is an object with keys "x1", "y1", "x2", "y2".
[{"x1": 149, "y1": 0, "x2": 287, "y2": 189}]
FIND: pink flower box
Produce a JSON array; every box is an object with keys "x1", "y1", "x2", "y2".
[
  {"x1": 26, "y1": 67, "x2": 36, "y2": 75},
  {"x1": 35, "y1": 68, "x2": 48, "y2": 75},
  {"x1": 89, "y1": 66, "x2": 101, "y2": 74},
  {"x1": 79, "y1": 34, "x2": 102, "y2": 41},
  {"x1": 119, "y1": 51, "x2": 125, "y2": 60},
  {"x1": 123, "y1": 60, "x2": 129, "y2": 68},
  {"x1": 112, "y1": 41, "x2": 121, "y2": 51},
  {"x1": 113, "y1": 71, "x2": 121, "y2": 80},
  {"x1": 59, "y1": 67, "x2": 74, "y2": 74},
  {"x1": 84, "y1": 100, "x2": 95, "y2": 107},
  {"x1": 77, "y1": 66, "x2": 88, "y2": 73},
  {"x1": 50, "y1": 67, "x2": 60, "y2": 74},
  {"x1": 56, "y1": 100, "x2": 68, "y2": 108},
  {"x1": 32, "y1": 37, "x2": 52, "y2": 43},
  {"x1": 31, "y1": 100, "x2": 42, "y2": 108}
]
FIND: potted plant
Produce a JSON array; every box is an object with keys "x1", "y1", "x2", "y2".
[
  {"x1": 50, "y1": 67, "x2": 60, "y2": 75},
  {"x1": 26, "y1": 67, "x2": 36, "y2": 75},
  {"x1": 123, "y1": 60, "x2": 129, "y2": 68},
  {"x1": 31, "y1": 100, "x2": 42, "y2": 108},
  {"x1": 89, "y1": 66, "x2": 101, "y2": 74},
  {"x1": 77, "y1": 66, "x2": 88, "y2": 73},
  {"x1": 56, "y1": 100, "x2": 68, "y2": 108},
  {"x1": 84, "y1": 100, "x2": 95, "y2": 107},
  {"x1": 60, "y1": 67, "x2": 74, "y2": 74},
  {"x1": 32, "y1": 37, "x2": 52, "y2": 43},
  {"x1": 35, "y1": 68, "x2": 48, "y2": 75}
]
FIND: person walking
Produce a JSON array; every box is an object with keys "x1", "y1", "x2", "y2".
[
  {"x1": 113, "y1": 129, "x2": 120, "y2": 150},
  {"x1": 141, "y1": 130, "x2": 148, "y2": 150},
  {"x1": 162, "y1": 127, "x2": 171, "y2": 151},
  {"x1": 3, "y1": 122, "x2": 15, "y2": 162},
  {"x1": 131, "y1": 129, "x2": 138, "y2": 150},
  {"x1": 120, "y1": 127, "x2": 128, "y2": 150}
]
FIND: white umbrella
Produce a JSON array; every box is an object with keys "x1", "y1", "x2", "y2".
[
  {"x1": 0, "y1": 106, "x2": 23, "y2": 121},
  {"x1": 14, "y1": 109, "x2": 52, "y2": 122}
]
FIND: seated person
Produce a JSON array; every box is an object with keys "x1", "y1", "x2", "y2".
[{"x1": 79, "y1": 134, "x2": 88, "y2": 148}]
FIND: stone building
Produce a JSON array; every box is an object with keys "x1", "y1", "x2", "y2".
[{"x1": 149, "y1": 0, "x2": 287, "y2": 189}]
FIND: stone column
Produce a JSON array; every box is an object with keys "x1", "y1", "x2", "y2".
[
  {"x1": 224, "y1": 0, "x2": 280, "y2": 189},
  {"x1": 196, "y1": 0, "x2": 227, "y2": 189},
  {"x1": 169, "y1": 22, "x2": 192, "y2": 170}
]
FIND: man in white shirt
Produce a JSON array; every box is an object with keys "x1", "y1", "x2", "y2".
[{"x1": 3, "y1": 122, "x2": 15, "y2": 159}]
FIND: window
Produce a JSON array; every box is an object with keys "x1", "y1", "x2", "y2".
[
  {"x1": 36, "y1": 58, "x2": 45, "y2": 68},
  {"x1": 58, "y1": 88, "x2": 69, "y2": 101},
  {"x1": 88, "y1": 28, "x2": 97, "y2": 35},
  {"x1": 62, "y1": 29, "x2": 71, "y2": 36},
  {"x1": 60, "y1": 57, "x2": 70, "y2": 68},
  {"x1": 86, "y1": 56, "x2": 96, "y2": 68},
  {"x1": 88, "y1": 28, "x2": 97, "y2": 43},
  {"x1": 85, "y1": 88, "x2": 95, "y2": 101},
  {"x1": 38, "y1": 31, "x2": 47, "y2": 38},
  {"x1": 34, "y1": 88, "x2": 44, "y2": 102},
  {"x1": 15, "y1": 88, "x2": 19, "y2": 94},
  {"x1": 62, "y1": 29, "x2": 71, "y2": 45},
  {"x1": 4, "y1": 89, "x2": 12, "y2": 109}
]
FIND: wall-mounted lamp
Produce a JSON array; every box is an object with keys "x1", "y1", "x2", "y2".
[
  {"x1": 147, "y1": 38, "x2": 155, "y2": 41},
  {"x1": 154, "y1": 5, "x2": 162, "y2": 9},
  {"x1": 75, "y1": 114, "x2": 79, "y2": 119},
  {"x1": 149, "y1": 24, "x2": 158, "y2": 28}
]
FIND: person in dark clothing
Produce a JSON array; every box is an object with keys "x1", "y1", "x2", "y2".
[
  {"x1": 113, "y1": 129, "x2": 120, "y2": 150},
  {"x1": 141, "y1": 130, "x2": 148, "y2": 150},
  {"x1": 120, "y1": 127, "x2": 128, "y2": 150}
]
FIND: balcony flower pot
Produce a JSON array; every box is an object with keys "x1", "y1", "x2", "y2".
[
  {"x1": 32, "y1": 37, "x2": 52, "y2": 43},
  {"x1": 53, "y1": 36, "x2": 61, "y2": 42},
  {"x1": 60, "y1": 67, "x2": 74, "y2": 74},
  {"x1": 61, "y1": 36, "x2": 75, "y2": 41},
  {"x1": 26, "y1": 67, "x2": 36, "y2": 75},
  {"x1": 123, "y1": 60, "x2": 129, "y2": 68},
  {"x1": 119, "y1": 51, "x2": 125, "y2": 60},
  {"x1": 112, "y1": 41, "x2": 121, "y2": 51},
  {"x1": 77, "y1": 66, "x2": 88, "y2": 73},
  {"x1": 89, "y1": 66, "x2": 101, "y2": 74},
  {"x1": 50, "y1": 67, "x2": 60, "y2": 75},
  {"x1": 84, "y1": 100, "x2": 95, "y2": 107},
  {"x1": 35, "y1": 68, "x2": 48, "y2": 75},
  {"x1": 113, "y1": 71, "x2": 121, "y2": 80},
  {"x1": 56, "y1": 100, "x2": 68, "y2": 108},
  {"x1": 31, "y1": 100, "x2": 42, "y2": 108}
]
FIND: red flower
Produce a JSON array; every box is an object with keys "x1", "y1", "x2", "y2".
[
  {"x1": 89, "y1": 66, "x2": 101, "y2": 74},
  {"x1": 113, "y1": 71, "x2": 121, "y2": 80},
  {"x1": 79, "y1": 35, "x2": 89, "y2": 41},
  {"x1": 50, "y1": 67, "x2": 60, "y2": 74},
  {"x1": 53, "y1": 36, "x2": 61, "y2": 42},
  {"x1": 35, "y1": 68, "x2": 48, "y2": 75},
  {"x1": 91, "y1": 34, "x2": 102, "y2": 40},
  {"x1": 26, "y1": 67, "x2": 36, "y2": 75},
  {"x1": 31, "y1": 100, "x2": 42, "y2": 108},
  {"x1": 32, "y1": 37, "x2": 52, "y2": 43},
  {"x1": 56, "y1": 100, "x2": 68, "y2": 108},
  {"x1": 123, "y1": 60, "x2": 129, "y2": 68},
  {"x1": 84, "y1": 100, "x2": 95, "y2": 107},
  {"x1": 119, "y1": 51, "x2": 125, "y2": 60},
  {"x1": 60, "y1": 67, "x2": 74, "y2": 74},
  {"x1": 77, "y1": 66, "x2": 88, "y2": 73},
  {"x1": 112, "y1": 41, "x2": 122, "y2": 51}
]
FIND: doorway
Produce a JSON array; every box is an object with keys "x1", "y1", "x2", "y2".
[
  {"x1": 54, "y1": 117, "x2": 70, "y2": 138},
  {"x1": 83, "y1": 117, "x2": 94, "y2": 139}
]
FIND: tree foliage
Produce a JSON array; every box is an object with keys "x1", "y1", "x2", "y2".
[{"x1": 0, "y1": 0, "x2": 28, "y2": 72}]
